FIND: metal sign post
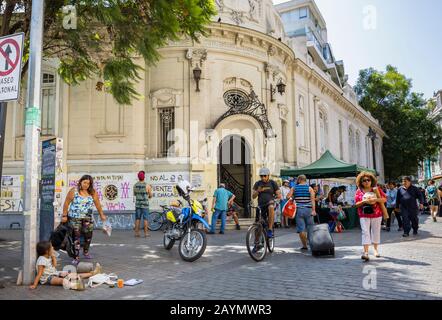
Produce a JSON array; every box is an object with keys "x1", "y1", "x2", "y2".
[{"x1": 21, "y1": 1, "x2": 45, "y2": 286}]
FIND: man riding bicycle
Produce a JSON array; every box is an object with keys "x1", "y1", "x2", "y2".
[{"x1": 252, "y1": 168, "x2": 282, "y2": 239}]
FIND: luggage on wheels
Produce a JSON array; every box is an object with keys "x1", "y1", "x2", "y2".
[{"x1": 307, "y1": 223, "x2": 335, "y2": 257}]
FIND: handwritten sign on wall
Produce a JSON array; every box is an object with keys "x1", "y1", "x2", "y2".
[
  {"x1": 146, "y1": 172, "x2": 190, "y2": 209},
  {"x1": 0, "y1": 175, "x2": 24, "y2": 213}
]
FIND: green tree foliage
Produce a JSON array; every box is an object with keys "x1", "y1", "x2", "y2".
[
  {"x1": 0, "y1": 0, "x2": 216, "y2": 104},
  {"x1": 355, "y1": 65, "x2": 442, "y2": 180}
]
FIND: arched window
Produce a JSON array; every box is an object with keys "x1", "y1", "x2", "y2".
[{"x1": 41, "y1": 72, "x2": 56, "y2": 136}]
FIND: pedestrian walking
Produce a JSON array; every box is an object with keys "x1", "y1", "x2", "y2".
[
  {"x1": 385, "y1": 181, "x2": 403, "y2": 232},
  {"x1": 286, "y1": 175, "x2": 317, "y2": 251},
  {"x1": 133, "y1": 171, "x2": 153, "y2": 238},
  {"x1": 209, "y1": 184, "x2": 235, "y2": 235},
  {"x1": 425, "y1": 180, "x2": 439, "y2": 223},
  {"x1": 62, "y1": 175, "x2": 107, "y2": 265},
  {"x1": 396, "y1": 177, "x2": 424, "y2": 237},
  {"x1": 227, "y1": 202, "x2": 241, "y2": 230},
  {"x1": 354, "y1": 172, "x2": 387, "y2": 262}
]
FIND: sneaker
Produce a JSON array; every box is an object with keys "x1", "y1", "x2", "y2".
[
  {"x1": 235, "y1": 224, "x2": 241, "y2": 230},
  {"x1": 361, "y1": 254, "x2": 370, "y2": 262},
  {"x1": 402, "y1": 233, "x2": 409, "y2": 238},
  {"x1": 219, "y1": 231, "x2": 225, "y2": 235},
  {"x1": 252, "y1": 244, "x2": 263, "y2": 254},
  {"x1": 267, "y1": 230, "x2": 274, "y2": 238},
  {"x1": 207, "y1": 231, "x2": 215, "y2": 235},
  {"x1": 386, "y1": 227, "x2": 391, "y2": 232},
  {"x1": 413, "y1": 230, "x2": 418, "y2": 236},
  {"x1": 71, "y1": 258, "x2": 80, "y2": 266},
  {"x1": 300, "y1": 247, "x2": 308, "y2": 251},
  {"x1": 144, "y1": 233, "x2": 151, "y2": 238},
  {"x1": 433, "y1": 217, "x2": 437, "y2": 222}
]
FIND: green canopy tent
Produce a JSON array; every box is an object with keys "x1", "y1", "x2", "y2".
[{"x1": 280, "y1": 150, "x2": 378, "y2": 179}]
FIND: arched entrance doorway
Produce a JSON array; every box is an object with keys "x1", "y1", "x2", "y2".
[{"x1": 218, "y1": 135, "x2": 251, "y2": 218}]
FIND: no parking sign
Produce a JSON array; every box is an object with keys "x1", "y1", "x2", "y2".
[{"x1": 0, "y1": 33, "x2": 24, "y2": 102}]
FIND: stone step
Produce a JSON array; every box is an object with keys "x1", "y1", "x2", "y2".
[{"x1": 213, "y1": 218, "x2": 255, "y2": 230}]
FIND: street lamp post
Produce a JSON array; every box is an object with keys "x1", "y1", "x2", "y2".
[
  {"x1": 22, "y1": 0, "x2": 45, "y2": 285},
  {"x1": 367, "y1": 127, "x2": 377, "y2": 173}
]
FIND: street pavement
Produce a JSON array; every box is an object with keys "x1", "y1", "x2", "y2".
[{"x1": 0, "y1": 215, "x2": 441, "y2": 300}]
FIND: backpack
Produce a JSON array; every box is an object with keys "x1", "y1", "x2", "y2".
[{"x1": 50, "y1": 223, "x2": 76, "y2": 258}]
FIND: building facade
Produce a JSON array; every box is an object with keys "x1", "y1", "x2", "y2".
[
  {"x1": 1, "y1": 0, "x2": 385, "y2": 223},
  {"x1": 419, "y1": 89, "x2": 442, "y2": 182}
]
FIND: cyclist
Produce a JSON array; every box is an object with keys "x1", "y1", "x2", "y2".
[{"x1": 252, "y1": 168, "x2": 282, "y2": 240}]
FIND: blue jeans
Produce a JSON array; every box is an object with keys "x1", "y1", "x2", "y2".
[
  {"x1": 135, "y1": 207, "x2": 149, "y2": 220},
  {"x1": 211, "y1": 209, "x2": 227, "y2": 233},
  {"x1": 295, "y1": 207, "x2": 314, "y2": 233}
]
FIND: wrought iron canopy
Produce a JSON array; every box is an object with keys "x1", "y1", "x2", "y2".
[{"x1": 213, "y1": 89, "x2": 276, "y2": 138}]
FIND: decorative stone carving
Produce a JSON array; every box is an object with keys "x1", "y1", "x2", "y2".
[
  {"x1": 150, "y1": 88, "x2": 183, "y2": 109},
  {"x1": 278, "y1": 104, "x2": 289, "y2": 121},
  {"x1": 185, "y1": 49, "x2": 208, "y2": 68},
  {"x1": 235, "y1": 33, "x2": 244, "y2": 46},
  {"x1": 267, "y1": 45, "x2": 276, "y2": 56},
  {"x1": 223, "y1": 77, "x2": 253, "y2": 92},
  {"x1": 231, "y1": 11, "x2": 243, "y2": 25}
]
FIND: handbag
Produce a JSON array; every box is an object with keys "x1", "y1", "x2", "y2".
[
  {"x1": 283, "y1": 199, "x2": 297, "y2": 219},
  {"x1": 374, "y1": 188, "x2": 389, "y2": 220},
  {"x1": 62, "y1": 273, "x2": 85, "y2": 291}
]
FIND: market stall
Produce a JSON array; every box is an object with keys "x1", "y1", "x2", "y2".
[{"x1": 281, "y1": 150, "x2": 378, "y2": 230}]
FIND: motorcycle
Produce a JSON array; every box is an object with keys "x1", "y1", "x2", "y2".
[{"x1": 163, "y1": 181, "x2": 210, "y2": 262}]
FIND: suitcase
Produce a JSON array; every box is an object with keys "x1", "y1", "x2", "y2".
[{"x1": 307, "y1": 223, "x2": 335, "y2": 257}]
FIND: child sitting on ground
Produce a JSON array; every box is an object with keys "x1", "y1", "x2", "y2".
[{"x1": 29, "y1": 241, "x2": 101, "y2": 289}]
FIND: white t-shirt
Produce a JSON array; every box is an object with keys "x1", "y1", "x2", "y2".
[{"x1": 36, "y1": 256, "x2": 58, "y2": 284}]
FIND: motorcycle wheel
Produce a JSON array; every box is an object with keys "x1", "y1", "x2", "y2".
[
  {"x1": 163, "y1": 233, "x2": 175, "y2": 250},
  {"x1": 178, "y1": 229, "x2": 207, "y2": 262}
]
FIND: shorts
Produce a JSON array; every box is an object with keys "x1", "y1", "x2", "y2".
[
  {"x1": 135, "y1": 207, "x2": 149, "y2": 220},
  {"x1": 429, "y1": 199, "x2": 440, "y2": 206},
  {"x1": 295, "y1": 207, "x2": 314, "y2": 233},
  {"x1": 42, "y1": 276, "x2": 55, "y2": 285}
]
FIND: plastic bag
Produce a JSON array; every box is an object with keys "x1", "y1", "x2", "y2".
[
  {"x1": 87, "y1": 273, "x2": 118, "y2": 288},
  {"x1": 103, "y1": 222, "x2": 112, "y2": 237}
]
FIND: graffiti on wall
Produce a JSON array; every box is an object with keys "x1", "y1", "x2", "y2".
[
  {"x1": 146, "y1": 172, "x2": 190, "y2": 209},
  {"x1": 68, "y1": 173, "x2": 138, "y2": 212},
  {"x1": 0, "y1": 175, "x2": 24, "y2": 213}
]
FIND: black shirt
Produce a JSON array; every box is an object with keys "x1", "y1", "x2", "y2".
[
  {"x1": 396, "y1": 185, "x2": 424, "y2": 211},
  {"x1": 253, "y1": 180, "x2": 279, "y2": 207}
]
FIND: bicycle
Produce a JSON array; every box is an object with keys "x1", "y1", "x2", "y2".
[
  {"x1": 246, "y1": 202, "x2": 275, "y2": 262},
  {"x1": 147, "y1": 205, "x2": 169, "y2": 231}
]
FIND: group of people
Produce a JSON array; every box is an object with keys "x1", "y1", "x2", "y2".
[{"x1": 31, "y1": 168, "x2": 439, "y2": 289}]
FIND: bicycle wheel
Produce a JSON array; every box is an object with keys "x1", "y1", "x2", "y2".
[
  {"x1": 148, "y1": 211, "x2": 164, "y2": 231},
  {"x1": 267, "y1": 232, "x2": 275, "y2": 253},
  {"x1": 246, "y1": 224, "x2": 267, "y2": 262}
]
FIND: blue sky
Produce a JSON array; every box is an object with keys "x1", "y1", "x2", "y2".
[{"x1": 273, "y1": 0, "x2": 442, "y2": 99}]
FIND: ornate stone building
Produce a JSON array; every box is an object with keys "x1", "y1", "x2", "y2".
[{"x1": 2, "y1": 0, "x2": 385, "y2": 221}]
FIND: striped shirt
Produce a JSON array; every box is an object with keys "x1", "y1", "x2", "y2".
[
  {"x1": 134, "y1": 181, "x2": 149, "y2": 209},
  {"x1": 293, "y1": 184, "x2": 312, "y2": 208}
]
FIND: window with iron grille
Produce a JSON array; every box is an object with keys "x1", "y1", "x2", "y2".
[
  {"x1": 41, "y1": 73, "x2": 56, "y2": 136},
  {"x1": 158, "y1": 107, "x2": 175, "y2": 158}
]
